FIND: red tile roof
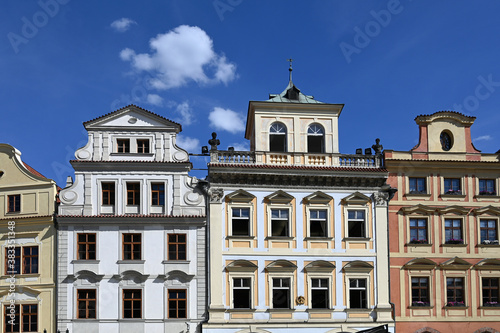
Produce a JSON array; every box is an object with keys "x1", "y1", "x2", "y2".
[
  {"x1": 414, "y1": 110, "x2": 476, "y2": 120},
  {"x1": 209, "y1": 163, "x2": 387, "y2": 172}
]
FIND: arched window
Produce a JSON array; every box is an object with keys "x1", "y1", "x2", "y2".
[
  {"x1": 307, "y1": 124, "x2": 324, "y2": 153},
  {"x1": 269, "y1": 122, "x2": 287, "y2": 152}
]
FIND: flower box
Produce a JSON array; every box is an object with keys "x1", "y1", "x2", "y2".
[
  {"x1": 412, "y1": 301, "x2": 430, "y2": 307},
  {"x1": 479, "y1": 191, "x2": 496, "y2": 196},
  {"x1": 481, "y1": 240, "x2": 499, "y2": 245},
  {"x1": 445, "y1": 238, "x2": 463, "y2": 244},
  {"x1": 409, "y1": 239, "x2": 428, "y2": 244},
  {"x1": 445, "y1": 190, "x2": 462, "y2": 195},
  {"x1": 484, "y1": 302, "x2": 499, "y2": 307},
  {"x1": 446, "y1": 301, "x2": 465, "y2": 307}
]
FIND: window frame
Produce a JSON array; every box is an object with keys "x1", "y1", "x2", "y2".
[
  {"x1": 7, "y1": 194, "x2": 21, "y2": 213},
  {"x1": 151, "y1": 182, "x2": 165, "y2": 206},
  {"x1": 77, "y1": 289, "x2": 97, "y2": 319},
  {"x1": 4, "y1": 245, "x2": 38, "y2": 275},
  {"x1": 409, "y1": 218, "x2": 428, "y2": 244},
  {"x1": 4, "y1": 304, "x2": 38, "y2": 333},
  {"x1": 411, "y1": 276, "x2": 430, "y2": 306},
  {"x1": 408, "y1": 177, "x2": 427, "y2": 194},
  {"x1": 480, "y1": 219, "x2": 498, "y2": 244},
  {"x1": 444, "y1": 218, "x2": 464, "y2": 244},
  {"x1": 116, "y1": 138, "x2": 130, "y2": 153},
  {"x1": 348, "y1": 278, "x2": 368, "y2": 309},
  {"x1": 101, "y1": 182, "x2": 116, "y2": 206},
  {"x1": 232, "y1": 277, "x2": 253, "y2": 309},
  {"x1": 481, "y1": 277, "x2": 499, "y2": 307},
  {"x1": 269, "y1": 208, "x2": 291, "y2": 238},
  {"x1": 230, "y1": 207, "x2": 252, "y2": 237},
  {"x1": 269, "y1": 122, "x2": 287, "y2": 152},
  {"x1": 310, "y1": 277, "x2": 330, "y2": 309},
  {"x1": 307, "y1": 123, "x2": 325, "y2": 153},
  {"x1": 122, "y1": 289, "x2": 142, "y2": 319},
  {"x1": 136, "y1": 139, "x2": 150, "y2": 154},
  {"x1": 346, "y1": 209, "x2": 367, "y2": 238},
  {"x1": 446, "y1": 277, "x2": 465, "y2": 306},
  {"x1": 168, "y1": 289, "x2": 187, "y2": 319},
  {"x1": 271, "y1": 277, "x2": 292, "y2": 309},
  {"x1": 308, "y1": 208, "x2": 329, "y2": 238},
  {"x1": 478, "y1": 178, "x2": 497, "y2": 196},
  {"x1": 126, "y1": 182, "x2": 141, "y2": 206},
  {"x1": 443, "y1": 177, "x2": 462, "y2": 195},
  {"x1": 122, "y1": 233, "x2": 142, "y2": 261},
  {"x1": 77, "y1": 233, "x2": 97, "y2": 260},
  {"x1": 167, "y1": 233, "x2": 187, "y2": 261}
]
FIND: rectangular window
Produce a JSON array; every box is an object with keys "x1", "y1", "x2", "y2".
[
  {"x1": 126, "y1": 182, "x2": 140, "y2": 206},
  {"x1": 482, "y1": 277, "x2": 499, "y2": 306},
  {"x1": 411, "y1": 277, "x2": 429, "y2": 305},
  {"x1": 409, "y1": 177, "x2": 426, "y2": 194},
  {"x1": 123, "y1": 233, "x2": 141, "y2": 260},
  {"x1": 137, "y1": 139, "x2": 150, "y2": 154},
  {"x1": 445, "y1": 219, "x2": 463, "y2": 244},
  {"x1": 446, "y1": 277, "x2": 464, "y2": 306},
  {"x1": 233, "y1": 278, "x2": 251, "y2": 308},
  {"x1": 349, "y1": 278, "x2": 367, "y2": 308},
  {"x1": 480, "y1": 219, "x2": 498, "y2": 243},
  {"x1": 77, "y1": 233, "x2": 96, "y2": 260},
  {"x1": 4, "y1": 246, "x2": 38, "y2": 275},
  {"x1": 311, "y1": 278, "x2": 329, "y2": 309},
  {"x1": 168, "y1": 289, "x2": 187, "y2": 318},
  {"x1": 21, "y1": 305, "x2": 37, "y2": 332},
  {"x1": 77, "y1": 289, "x2": 96, "y2": 319},
  {"x1": 310, "y1": 209, "x2": 327, "y2": 237},
  {"x1": 167, "y1": 234, "x2": 186, "y2": 260},
  {"x1": 5, "y1": 247, "x2": 21, "y2": 275},
  {"x1": 409, "y1": 218, "x2": 428, "y2": 244},
  {"x1": 101, "y1": 182, "x2": 115, "y2": 205},
  {"x1": 7, "y1": 194, "x2": 21, "y2": 213},
  {"x1": 270, "y1": 209, "x2": 289, "y2": 237},
  {"x1": 117, "y1": 139, "x2": 130, "y2": 153},
  {"x1": 444, "y1": 178, "x2": 461, "y2": 194},
  {"x1": 22, "y1": 246, "x2": 38, "y2": 274},
  {"x1": 123, "y1": 289, "x2": 142, "y2": 318},
  {"x1": 4, "y1": 305, "x2": 20, "y2": 333},
  {"x1": 151, "y1": 183, "x2": 165, "y2": 206},
  {"x1": 347, "y1": 210, "x2": 365, "y2": 238},
  {"x1": 272, "y1": 277, "x2": 290, "y2": 308},
  {"x1": 479, "y1": 179, "x2": 496, "y2": 196},
  {"x1": 231, "y1": 208, "x2": 250, "y2": 236}
]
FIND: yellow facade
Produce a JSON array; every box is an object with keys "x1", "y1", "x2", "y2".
[{"x1": 0, "y1": 144, "x2": 57, "y2": 333}]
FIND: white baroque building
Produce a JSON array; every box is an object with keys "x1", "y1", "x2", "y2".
[
  {"x1": 57, "y1": 105, "x2": 206, "y2": 333},
  {"x1": 203, "y1": 77, "x2": 395, "y2": 333}
]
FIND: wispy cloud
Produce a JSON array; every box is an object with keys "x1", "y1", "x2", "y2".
[
  {"x1": 208, "y1": 107, "x2": 245, "y2": 134},
  {"x1": 146, "y1": 94, "x2": 163, "y2": 106},
  {"x1": 110, "y1": 18, "x2": 137, "y2": 32},
  {"x1": 474, "y1": 135, "x2": 492, "y2": 142},
  {"x1": 176, "y1": 135, "x2": 199, "y2": 152},
  {"x1": 230, "y1": 142, "x2": 249, "y2": 151},
  {"x1": 175, "y1": 101, "x2": 194, "y2": 126},
  {"x1": 120, "y1": 25, "x2": 237, "y2": 90}
]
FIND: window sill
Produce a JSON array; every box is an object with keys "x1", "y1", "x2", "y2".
[
  {"x1": 110, "y1": 153, "x2": 154, "y2": 157},
  {"x1": 266, "y1": 237, "x2": 294, "y2": 240},
  {"x1": 162, "y1": 260, "x2": 190, "y2": 264},
  {"x1": 305, "y1": 237, "x2": 333, "y2": 240},
  {"x1": 227, "y1": 236, "x2": 255, "y2": 239},
  {"x1": 343, "y1": 237, "x2": 371, "y2": 241},
  {"x1": 267, "y1": 308, "x2": 293, "y2": 312},
  {"x1": 117, "y1": 260, "x2": 145, "y2": 264},
  {"x1": 405, "y1": 193, "x2": 431, "y2": 197},
  {"x1": 409, "y1": 305, "x2": 433, "y2": 309},
  {"x1": 477, "y1": 244, "x2": 500, "y2": 248},
  {"x1": 345, "y1": 307, "x2": 371, "y2": 312},
  {"x1": 444, "y1": 305, "x2": 468, "y2": 309},
  {"x1": 480, "y1": 305, "x2": 500, "y2": 309},
  {"x1": 227, "y1": 308, "x2": 256, "y2": 312},
  {"x1": 442, "y1": 243, "x2": 467, "y2": 247},
  {"x1": 440, "y1": 194, "x2": 466, "y2": 198},
  {"x1": 474, "y1": 195, "x2": 500, "y2": 199},
  {"x1": 2, "y1": 273, "x2": 40, "y2": 278},
  {"x1": 407, "y1": 243, "x2": 432, "y2": 246},
  {"x1": 306, "y1": 308, "x2": 333, "y2": 313},
  {"x1": 72, "y1": 260, "x2": 100, "y2": 263}
]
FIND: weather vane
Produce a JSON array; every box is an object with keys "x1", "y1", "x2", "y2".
[{"x1": 287, "y1": 58, "x2": 293, "y2": 81}]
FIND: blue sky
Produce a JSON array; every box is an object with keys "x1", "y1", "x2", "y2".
[{"x1": 2, "y1": 0, "x2": 500, "y2": 184}]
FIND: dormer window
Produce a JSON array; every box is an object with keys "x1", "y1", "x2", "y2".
[
  {"x1": 117, "y1": 139, "x2": 130, "y2": 153},
  {"x1": 307, "y1": 124, "x2": 324, "y2": 153},
  {"x1": 269, "y1": 122, "x2": 287, "y2": 152}
]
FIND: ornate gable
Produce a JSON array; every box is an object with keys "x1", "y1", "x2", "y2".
[
  {"x1": 265, "y1": 190, "x2": 294, "y2": 204},
  {"x1": 303, "y1": 191, "x2": 333, "y2": 204},
  {"x1": 226, "y1": 189, "x2": 255, "y2": 203},
  {"x1": 341, "y1": 192, "x2": 371, "y2": 205}
]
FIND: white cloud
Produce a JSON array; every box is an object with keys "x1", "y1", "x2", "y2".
[
  {"x1": 175, "y1": 101, "x2": 194, "y2": 126},
  {"x1": 230, "y1": 142, "x2": 249, "y2": 151},
  {"x1": 208, "y1": 107, "x2": 245, "y2": 134},
  {"x1": 146, "y1": 94, "x2": 163, "y2": 106},
  {"x1": 176, "y1": 135, "x2": 199, "y2": 152},
  {"x1": 111, "y1": 18, "x2": 137, "y2": 32},
  {"x1": 474, "y1": 135, "x2": 492, "y2": 142},
  {"x1": 120, "y1": 25, "x2": 237, "y2": 90}
]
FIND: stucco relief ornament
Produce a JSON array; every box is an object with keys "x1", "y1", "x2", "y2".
[
  {"x1": 372, "y1": 191, "x2": 389, "y2": 206},
  {"x1": 209, "y1": 188, "x2": 224, "y2": 203}
]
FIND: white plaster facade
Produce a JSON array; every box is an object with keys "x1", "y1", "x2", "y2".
[
  {"x1": 57, "y1": 105, "x2": 206, "y2": 333},
  {"x1": 203, "y1": 80, "x2": 394, "y2": 333}
]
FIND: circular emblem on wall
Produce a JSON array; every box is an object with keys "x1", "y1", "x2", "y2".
[{"x1": 296, "y1": 296, "x2": 305, "y2": 305}]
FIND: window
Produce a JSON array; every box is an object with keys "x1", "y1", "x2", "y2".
[
  {"x1": 445, "y1": 219, "x2": 463, "y2": 244},
  {"x1": 168, "y1": 289, "x2": 187, "y2": 318},
  {"x1": 479, "y1": 179, "x2": 496, "y2": 195},
  {"x1": 409, "y1": 218, "x2": 428, "y2": 244},
  {"x1": 482, "y1": 277, "x2": 499, "y2": 307},
  {"x1": 77, "y1": 233, "x2": 96, "y2": 260},
  {"x1": 347, "y1": 210, "x2": 365, "y2": 238},
  {"x1": 446, "y1": 277, "x2": 464, "y2": 306},
  {"x1": 411, "y1": 277, "x2": 429, "y2": 306},
  {"x1": 444, "y1": 178, "x2": 461, "y2": 195},
  {"x1": 126, "y1": 182, "x2": 140, "y2": 206},
  {"x1": 440, "y1": 131, "x2": 453, "y2": 151},
  {"x1": 269, "y1": 122, "x2": 287, "y2": 152},
  {"x1": 167, "y1": 234, "x2": 186, "y2": 260},
  {"x1": 311, "y1": 278, "x2": 329, "y2": 309},
  {"x1": 5, "y1": 246, "x2": 38, "y2": 275},
  {"x1": 4, "y1": 304, "x2": 37, "y2": 332},
  {"x1": 151, "y1": 183, "x2": 165, "y2": 206},
  {"x1": 270, "y1": 209, "x2": 289, "y2": 237},
  {"x1": 122, "y1": 233, "x2": 141, "y2": 260},
  {"x1": 77, "y1": 289, "x2": 96, "y2": 319},
  {"x1": 231, "y1": 208, "x2": 250, "y2": 236},
  {"x1": 310, "y1": 209, "x2": 327, "y2": 237},
  {"x1": 480, "y1": 219, "x2": 498, "y2": 244},
  {"x1": 117, "y1": 139, "x2": 130, "y2": 153},
  {"x1": 233, "y1": 278, "x2": 251, "y2": 308},
  {"x1": 101, "y1": 182, "x2": 115, "y2": 205},
  {"x1": 307, "y1": 124, "x2": 324, "y2": 153},
  {"x1": 7, "y1": 194, "x2": 20, "y2": 213},
  {"x1": 409, "y1": 177, "x2": 426, "y2": 194},
  {"x1": 349, "y1": 279, "x2": 367, "y2": 308},
  {"x1": 123, "y1": 289, "x2": 142, "y2": 318},
  {"x1": 137, "y1": 139, "x2": 149, "y2": 154},
  {"x1": 272, "y1": 278, "x2": 290, "y2": 308}
]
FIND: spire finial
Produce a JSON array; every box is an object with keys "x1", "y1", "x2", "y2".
[{"x1": 287, "y1": 58, "x2": 293, "y2": 82}]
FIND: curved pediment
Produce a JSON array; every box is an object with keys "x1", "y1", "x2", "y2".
[
  {"x1": 343, "y1": 260, "x2": 373, "y2": 273},
  {"x1": 266, "y1": 260, "x2": 297, "y2": 272},
  {"x1": 440, "y1": 257, "x2": 472, "y2": 270},
  {"x1": 226, "y1": 189, "x2": 256, "y2": 203},
  {"x1": 341, "y1": 192, "x2": 371, "y2": 205},
  {"x1": 474, "y1": 258, "x2": 500, "y2": 270},
  {"x1": 304, "y1": 260, "x2": 335, "y2": 273},
  {"x1": 303, "y1": 191, "x2": 333, "y2": 204},
  {"x1": 437, "y1": 205, "x2": 470, "y2": 215},
  {"x1": 166, "y1": 270, "x2": 194, "y2": 281},
  {"x1": 473, "y1": 206, "x2": 500, "y2": 216},
  {"x1": 403, "y1": 258, "x2": 437, "y2": 270},
  {"x1": 265, "y1": 190, "x2": 294, "y2": 204},
  {"x1": 400, "y1": 204, "x2": 435, "y2": 215},
  {"x1": 226, "y1": 260, "x2": 258, "y2": 272},
  {"x1": 74, "y1": 269, "x2": 105, "y2": 282}
]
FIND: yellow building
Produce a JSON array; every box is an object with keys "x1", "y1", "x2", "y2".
[{"x1": 0, "y1": 144, "x2": 57, "y2": 333}]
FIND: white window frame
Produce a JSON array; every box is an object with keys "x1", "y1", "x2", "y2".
[
  {"x1": 268, "y1": 206, "x2": 292, "y2": 238},
  {"x1": 147, "y1": 179, "x2": 167, "y2": 214},
  {"x1": 345, "y1": 208, "x2": 368, "y2": 239},
  {"x1": 348, "y1": 278, "x2": 368, "y2": 309},
  {"x1": 306, "y1": 207, "x2": 330, "y2": 238},
  {"x1": 230, "y1": 275, "x2": 254, "y2": 309},
  {"x1": 98, "y1": 179, "x2": 117, "y2": 214},
  {"x1": 308, "y1": 276, "x2": 331, "y2": 309},
  {"x1": 229, "y1": 205, "x2": 253, "y2": 238},
  {"x1": 271, "y1": 276, "x2": 292, "y2": 309}
]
